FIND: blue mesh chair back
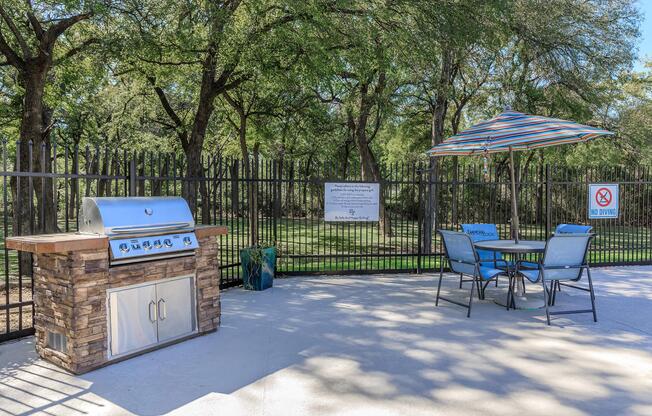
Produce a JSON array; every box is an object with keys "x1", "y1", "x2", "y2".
[
  {"x1": 440, "y1": 230, "x2": 477, "y2": 275},
  {"x1": 555, "y1": 224, "x2": 593, "y2": 234},
  {"x1": 542, "y1": 234, "x2": 592, "y2": 281},
  {"x1": 437, "y1": 230, "x2": 509, "y2": 317},
  {"x1": 461, "y1": 224, "x2": 501, "y2": 263}
]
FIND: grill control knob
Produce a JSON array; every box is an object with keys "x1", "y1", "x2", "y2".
[
  {"x1": 153, "y1": 240, "x2": 162, "y2": 249},
  {"x1": 163, "y1": 239, "x2": 173, "y2": 248},
  {"x1": 119, "y1": 243, "x2": 129, "y2": 253},
  {"x1": 183, "y1": 237, "x2": 192, "y2": 246},
  {"x1": 142, "y1": 241, "x2": 152, "y2": 251}
]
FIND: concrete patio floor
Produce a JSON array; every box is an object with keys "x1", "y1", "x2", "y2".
[{"x1": 1, "y1": 266, "x2": 652, "y2": 416}]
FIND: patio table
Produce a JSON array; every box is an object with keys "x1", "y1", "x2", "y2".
[{"x1": 473, "y1": 239, "x2": 546, "y2": 310}]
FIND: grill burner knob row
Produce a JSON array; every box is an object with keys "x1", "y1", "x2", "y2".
[
  {"x1": 119, "y1": 243, "x2": 129, "y2": 253},
  {"x1": 164, "y1": 239, "x2": 173, "y2": 248}
]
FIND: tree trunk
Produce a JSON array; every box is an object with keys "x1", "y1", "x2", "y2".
[
  {"x1": 98, "y1": 148, "x2": 109, "y2": 197},
  {"x1": 183, "y1": 142, "x2": 210, "y2": 224},
  {"x1": 351, "y1": 79, "x2": 392, "y2": 237},
  {"x1": 351, "y1": 111, "x2": 392, "y2": 236},
  {"x1": 137, "y1": 152, "x2": 145, "y2": 196},
  {"x1": 33, "y1": 104, "x2": 57, "y2": 234},
  {"x1": 230, "y1": 161, "x2": 240, "y2": 217},
  {"x1": 0, "y1": 7, "x2": 92, "y2": 279},
  {"x1": 11, "y1": 68, "x2": 49, "y2": 276},
  {"x1": 182, "y1": 71, "x2": 217, "y2": 224},
  {"x1": 68, "y1": 139, "x2": 80, "y2": 219},
  {"x1": 285, "y1": 162, "x2": 295, "y2": 216},
  {"x1": 423, "y1": 49, "x2": 454, "y2": 253}
]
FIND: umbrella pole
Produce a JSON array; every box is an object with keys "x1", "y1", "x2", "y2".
[{"x1": 508, "y1": 146, "x2": 520, "y2": 243}]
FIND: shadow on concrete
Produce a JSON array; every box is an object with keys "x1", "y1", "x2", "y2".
[{"x1": 1, "y1": 266, "x2": 652, "y2": 415}]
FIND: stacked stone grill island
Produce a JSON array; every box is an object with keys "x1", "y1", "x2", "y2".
[{"x1": 6, "y1": 197, "x2": 227, "y2": 374}]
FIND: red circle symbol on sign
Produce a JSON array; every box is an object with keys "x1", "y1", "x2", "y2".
[{"x1": 595, "y1": 187, "x2": 612, "y2": 207}]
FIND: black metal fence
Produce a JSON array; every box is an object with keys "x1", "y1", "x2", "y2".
[{"x1": 1, "y1": 140, "x2": 651, "y2": 342}]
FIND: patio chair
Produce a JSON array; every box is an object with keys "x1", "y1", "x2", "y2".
[
  {"x1": 548, "y1": 224, "x2": 594, "y2": 299},
  {"x1": 519, "y1": 223, "x2": 594, "y2": 299},
  {"x1": 516, "y1": 233, "x2": 596, "y2": 325},
  {"x1": 555, "y1": 224, "x2": 593, "y2": 234},
  {"x1": 460, "y1": 223, "x2": 512, "y2": 288},
  {"x1": 436, "y1": 230, "x2": 509, "y2": 318}
]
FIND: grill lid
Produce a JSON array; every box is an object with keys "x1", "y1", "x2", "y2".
[{"x1": 80, "y1": 197, "x2": 195, "y2": 236}]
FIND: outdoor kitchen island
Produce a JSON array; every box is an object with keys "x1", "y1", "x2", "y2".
[{"x1": 6, "y1": 197, "x2": 227, "y2": 374}]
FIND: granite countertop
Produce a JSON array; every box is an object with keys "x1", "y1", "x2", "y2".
[{"x1": 5, "y1": 225, "x2": 228, "y2": 254}]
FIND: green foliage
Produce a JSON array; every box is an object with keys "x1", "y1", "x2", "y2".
[{"x1": 0, "y1": 0, "x2": 649, "y2": 170}]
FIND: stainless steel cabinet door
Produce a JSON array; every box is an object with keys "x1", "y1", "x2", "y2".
[
  {"x1": 156, "y1": 276, "x2": 196, "y2": 342},
  {"x1": 109, "y1": 284, "x2": 158, "y2": 357}
]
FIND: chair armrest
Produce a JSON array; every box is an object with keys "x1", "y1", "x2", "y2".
[
  {"x1": 488, "y1": 258, "x2": 511, "y2": 268},
  {"x1": 515, "y1": 259, "x2": 540, "y2": 270},
  {"x1": 536, "y1": 264, "x2": 588, "y2": 271},
  {"x1": 448, "y1": 258, "x2": 478, "y2": 267}
]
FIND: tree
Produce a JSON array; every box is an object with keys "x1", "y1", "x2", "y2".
[
  {"x1": 403, "y1": 0, "x2": 508, "y2": 251},
  {"x1": 0, "y1": 0, "x2": 101, "y2": 273},
  {"x1": 309, "y1": 2, "x2": 410, "y2": 237},
  {"x1": 116, "y1": 0, "x2": 312, "y2": 221}
]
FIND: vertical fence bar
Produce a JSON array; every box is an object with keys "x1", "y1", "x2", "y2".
[
  {"x1": 3, "y1": 139, "x2": 9, "y2": 335},
  {"x1": 129, "y1": 158, "x2": 136, "y2": 197}
]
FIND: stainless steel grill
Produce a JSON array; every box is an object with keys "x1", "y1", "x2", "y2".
[{"x1": 80, "y1": 197, "x2": 199, "y2": 266}]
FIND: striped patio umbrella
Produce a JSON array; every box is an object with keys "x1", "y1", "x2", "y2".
[{"x1": 428, "y1": 109, "x2": 614, "y2": 242}]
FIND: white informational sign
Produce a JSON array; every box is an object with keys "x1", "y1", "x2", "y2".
[
  {"x1": 588, "y1": 183, "x2": 619, "y2": 219},
  {"x1": 324, "y1": 182, "x2": 380, "y2": 222}
]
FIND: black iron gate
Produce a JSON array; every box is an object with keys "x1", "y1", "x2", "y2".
[{"x1": 2, "y1": 140, "x2": 652, "y2": 342}]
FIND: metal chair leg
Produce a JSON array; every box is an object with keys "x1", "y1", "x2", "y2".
[
  {"x1": 541, "y1": 276, "x2": 551, "y2": 325},
  {"x1": 467, "y1": 275, "x2": 477, "y2": 318},
  {"x1": 436, "y1": 261, "x2": 444, "y2": 306},
  {"x1": 476, "y1": 277, "x2": 483, "y2": 300},
  {"x1": 586, "y1": 267, "x2": 598, "y2": 322},
  {"x1": 459, "y1": 273, "x2": 463, "y2": 289},
  {"x1": 506, "y1": 274, "x2": 513, "y2": 311},
  {"x1": 549, "y1": 280, "x2": 557, "y2": 306},
  {"x1": 481, "y1": 279, "x2": 494, "y2": 300},
  {"x1": 510, "y1": 273, "x2": 517, "y2": 309}
]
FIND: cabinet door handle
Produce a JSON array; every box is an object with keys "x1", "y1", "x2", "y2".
[
  {"x1": 158, "y1": 298, "x2": 167, "y2": 320},
  {"x1": 148, "y1": 300, "x2": 157, "y2": 322}
]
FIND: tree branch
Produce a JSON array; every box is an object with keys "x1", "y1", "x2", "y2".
[
  {"x1": 47, "y1": 12, "x2": 93, "y2": 40},
  {"x1": 137, "y1": 56, "x2": 202, "y2": 66},
  {"x1": 0, "y1": 27, "x2": 24, "y2": 68},
  {"x1": 0, "y1": 5, "x2": 31, "y2": 58},
  {"x1": 54, "y1": 37, "x2": 99, "y2": 64},
  {"x1": 223, "y1": 91, "x2": 243, "y2": 115},
  {"x1": 215, "y1": 74, "x2": 250, "y2": 95},
  {"x1": 147, "y1": 76, "x2": 189, "y2": 148},
  {"x1": 25, "y1": 0, "x2": 44, "y2": 40}
]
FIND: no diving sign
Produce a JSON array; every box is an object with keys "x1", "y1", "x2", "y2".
[{"x1": 588, "y1": 184, "x2": 619, "y2": 219}]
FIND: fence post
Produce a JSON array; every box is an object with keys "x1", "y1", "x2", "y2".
[
  {"x1": 545, "y1": 164, "x2": 552, "y2": 236},
  {"x1": 249, "y1": 156, "x2": 259, "y2": 245},
  {"x1": 417, "y1": 167, "x2": 424, "y2": 273},
  {"x1": 273, "y1": 160, "x2": 280, "y2": 245},
  {"x1": 452, "y1": 158, "x2": 459, "y2": 227},
  {"x1": 129, "y1": 158, "x2": 136, "y2": 197}
]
